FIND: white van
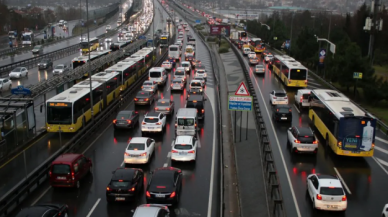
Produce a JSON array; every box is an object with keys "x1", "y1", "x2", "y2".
[
  {"x1": 148, "y1": 67, "x2": 167, "y2": 86},
  {"x1": 243, "y1": 47, "x2": 251, "y2": 55},
  {"x1": 175, "y1": 108, "x2": 198, "y2": 136},
  {"x1": 168, "y1": 45, "x2": 180, "y2": 61}
]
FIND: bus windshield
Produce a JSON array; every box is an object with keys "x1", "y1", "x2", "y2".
[
  {"x1": 22, "y1": 35, "x2": 32, "y2": 41},
  {"x1": 47, "y1": 103, "x2": 72, "y2": 124},
  {"x1": 80, "y1": 42, "x2": 90, "y2": 49},
  {"x1": 290, "y1": 69, "x2": 307, "y2": 80},
  {"x1": 186, "y1": 48, "x2": 193, "y2": 53},
  {"x1": 338, "y1": 117, "x2": 376, "y2": 152}
]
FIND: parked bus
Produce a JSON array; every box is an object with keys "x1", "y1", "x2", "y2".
[
  {"x1": 309, "y1": 89, "x2": 376, "y2": 157},
  {"x1": 46, "y1": 81, "x2": 104, "y2": 133},
  {"x1": 21, "y1": 32, "x2": 34, "y2": 46},
  {"x1": 80, "y1": 37, "x2": 99, "y2": 53},
  {"x1": 271, "y1": 55, "x2": 308, "y2": 87},
  {"x1": 250, "y1": 38, "x2": 265, "y2": 53}
]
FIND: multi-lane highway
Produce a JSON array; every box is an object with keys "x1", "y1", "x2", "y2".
[
  {"x1": 4, "y1": 1, "x2": 220, "y2": 217},
  {"x1": 0, "y1": 0, "x2": 157, "y2": 197}
]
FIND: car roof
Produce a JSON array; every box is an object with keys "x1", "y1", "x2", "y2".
[
  {"x1": 176, "y1": 67, "x2": 185, "y2": 70},
  {"x1": 146, "y1": 111, "x2": 160, "y2": 117},
  {"x1": 133, "y1": 206, "x2": 160, "y2": 217},
  {"x1": 274, "y1": 104, "x2": 290, "y2": 108},
  {"x1": 274, "y1": 89, "x2": 286, "y2": 93},
  {"x1": 53, "y1": 153, "x2": 81, "y2": 164},
  {"x1": 16, "y1": 206, "x2": 53, "y2": 217},
  {"x1": 157, "y1": 99, "x2": 171, "y2": 103},
  {"x1": 112, "y1": 168, "x2": 136, "y2": 181},
  {"x1": 172, "y1": 78, "x2": 183, "y2": 82},
  {"x1": 294, "y1": 126, "x2": 313, "y2": 136},
  {"x1": 175, "y1": 135, "x2": 193, "y2": 144},
  {"x1": 117, "y1": 110, "x2": 134, "y2": 115},
  {"x1": 187, "y1": 95, "x2": 203, "y2": 101},
  {"x1": 194, "y1": 76, "x2": 204, "y2": 79},
  {"x1": 298, "y1": 89, "x2": 311, "y2": 94},
  {"x1": 130, "y1": 137, "x2": 148, "y2": 143},
  {"x1": 316, "y1": 175, "x2": 342, "y2": 188}
]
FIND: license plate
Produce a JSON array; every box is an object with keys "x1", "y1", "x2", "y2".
[
  {"x1": 343, "y1": 151, "x2": 350, "y2": 154},
  {"x1": 148, "y1": 127, "x2": 154, "y2": 129},
  {"x1": 131, "y1": 155, "x2": 139, "y2": 157},
  {"x1": 302, "y1": 146, "x2": 311, "y2": 149},
  {"x1": 179, "y1": 152, "x2": 187, "y2": 155},
  {"x1": 155, "y1": 194, "x2": 165, "y2": 198},
  {"x1": 281, "y1": 117, "x2": 287, "y2": 120},
  {"x1": 327, "y1": 205, "x2": 338, "y2": 208},
  {"x1": 57, "y1": 177, "x2": 66, "y2": 180},
  {"x1": 115, "y1": 197, "x2": 125, "y2": 201}
]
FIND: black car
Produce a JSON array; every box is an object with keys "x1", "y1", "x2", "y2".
[
  {"x1": 15, "y1": 204, "x2": 68, "y2": 217},
  {"x1": 167, "y1": 57, "x2": 176, "y2": 67},
  {"x1": 134, "y1": 91, "x2": 155, "y2": 105},
  {"x1": 272, "y1": 105, "x2": 292, "y2": 122},
  {"x1": 106, "y1": 168, "x2": 144, "y2": 203},
  {"x1": 186, "y1": 95, "x2": 206, "y2": 119},
  {"x1": 186, "y1": 54, "x2": 194, "y2": 62},
  {"x1": 186, "y1": 89, "x2": 203, "y2": 98},
  {"x1": 113, "y1": 110, "x2": 140, "y2": 130},
  {"x1": 38, "y1": 59, "x2": 53, "y2": 70},
  {"x1": 146, "y1": 167, "x2": 182, "y2": 205}
]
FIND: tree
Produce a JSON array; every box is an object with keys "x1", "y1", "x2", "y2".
[{"x1": 293, "y1": 26, "x2": 317, "y2": 67}]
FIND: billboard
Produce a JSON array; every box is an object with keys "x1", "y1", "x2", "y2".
[{"x1": 210, "y1": 25, "x2": 231, "y2": 37}]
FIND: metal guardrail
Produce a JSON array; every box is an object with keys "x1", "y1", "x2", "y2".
[
  {"x1": 227, "y1": 39, "x2": 286, "y2": 217},
  {"x1": 0, "y1": 13, "x2": 172, "y2": 217}
]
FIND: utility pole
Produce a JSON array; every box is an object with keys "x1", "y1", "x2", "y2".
[{"x1": 364, "y1": 0, "x2": 383, "y2": 65}]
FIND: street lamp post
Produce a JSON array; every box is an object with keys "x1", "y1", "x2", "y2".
[
  {"x1": 260, "y1": 22, "x2": 270, "y2": 42},
  {"x1": 86, "y1": 0, "x2": 94, "y2": 121},
  {"x1": 315, "y1": 35, "x2": 336, "y2": 79}
]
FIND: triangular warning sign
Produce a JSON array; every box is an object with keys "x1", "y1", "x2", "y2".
[{"x1": 235, "y1": 82, "x2": 250, "y2": 96}]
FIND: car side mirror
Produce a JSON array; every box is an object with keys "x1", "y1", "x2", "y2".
[{"x1": 40, "y1": 105, "x2": 43, "y2": 113}]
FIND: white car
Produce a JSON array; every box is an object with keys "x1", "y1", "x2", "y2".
[
  {"x1": 176, "y1": 39, "x2": 183, "y2": 47},
  {"x1": 269, "y1": 90, "x2": 288, "y2": 105},
  {"x1": 105, "y1": 38, "x2": 112, "y2": 42},
  {"x1": 9, "y1": 67, "x2": 28, "y2": 79},
  {"x1": 194, "y1": 69, "x2": 207, "y2": 80},
  {"x1": 141, "y1": 112, "x2": 167, "y2": 135},
  {"x1": 294, "y1": 89, "x2": 311, "y2": 109},
  {"x1": 161, "y1": 61, "x2": 172, "y2": 70},
  {"x1": 382, "y1": 204, "x2": 388, "y2": 217},
  {"x1": 255, "y1": 64, "x2": 265, "y2": 74},
  {"x1": 189, "y1": 80, "x2": 204, "y2": 92},
  {"x1": 248, "y1": 52, "x2": 256, "y2": 59},
  {"x1": 52, "y1": 64, "x2": 69, "y2": 75},
  {"x1": 287, "y1": 126, "x2": 318, "y2": 154},
  {"x1": 306, "y1": 174, "x2": 347, "y2": 211},
  {"x1": 141, "y1": 81, "x2": 157, "y2": 93},
  {"x1": 0, "y1": 78, "x2": 12, "y2": 91},
  {"x1": 124, "y1": 137, "x2": 155, "y2": 164},
  {"x1": 181, "y1": 61, "x2": 191, "y2": 72},
  {"x1": 264, "y1": 54, "x2": 273, "y2": 63},
  {"x1": 193, "y1": 76, "x2": 205, "y2": 86},
  {"x1": 171, "y1": 136, "x2": 198, "y2": 162}
]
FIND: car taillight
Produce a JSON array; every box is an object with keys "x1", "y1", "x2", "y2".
[
  {"x1": 294, "y1": 140, "x2": 301, "y2": 144},
  {"x1": 313, "y1": 141, "x2": 318, "y2": 144},
  {"x1": 284, "y1": 97, "x2": 288, "y2": 99},
  {"x1": 113, "y1": 119, "x2": 117, "y2": 124},
  {"x1": 175, "y1": 123, "x2": 177, "y2": 127},
  {"x1": 316, "y1": 194, "x2": 322, "y2": 200},
  {"x1": 134, "y1": 98, "x2": 138, "y2": 101},
  {"x1": 49, "y1": 171, "x2": 52, "y2": 176},
  {"x1": 172, "y1": 150, "x2": 178, "y2": 153},
  {"x1": 273, "y1": 97, "x2": 277, "y2": 99},
  {"x1": 141, "y1": 86, "x2": 143, "y2": 89},
  {"x1": 188, "y1": 150, "x2": 195, "y2": 153},
  {"x1": 71, "y1": 172, "x2": 75, "y2": 180},
  {"x1": 167, "y1": 108, "x2": 170, "y2": 111},
  {"x1": 342, "y1": 195, "x2": 347, "y2": 201},
  {"x1": 129, "y1": 187, "x2": 135, "y2": 192},
  {"x1": 146, "y1": 191, "x2": 151, "y2": 197},
  {"x1": 180, "y1": 84, "x2": 183, "y2": 87},
  {"x1": 305, "y1": 80, "x2": 307, "y2": 84},
  {"x1": 140, "y1": 152, "x2": 146, "y2": 156},
  {"x1": 170, "y1": 191, "x2": 176, "y2": 198},
  {"x1": 106, "y1": 187, "x2": 111, "y2": 191},
  {"x1": 300, "y1": 96, "x2": 303, "y2": 103},
  {"x1": 171, "y1": 84, "x2": 173, "y2": 87},
  {"x1": 142, "y1": 122, "x2": 146, "y2": 125},
  {"x1": 127, "y1": 120, "x2": 131, "y2": 124},
  {"x1": 124, "y1": 152, "x2": 130, "y2": 156},
  {"x1": 145, "y1": 98, "x2": 149, "y2": 101},
  {"x1": 202, "y1": 109, "x2": 204, "y2": 113},
  {"x1": 156, "y1": 122, "x2": 162, "y2": 125},
  {"x1": 155, "y1": 107, "x2": 159, "y2": 110}
]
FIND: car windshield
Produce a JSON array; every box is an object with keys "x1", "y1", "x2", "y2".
[
  {"x1": 111, "y1": 181, "x2": 130, "y2": 187},
  {"x1": 127, "y1": 143, "x2": 145, "y2": 150},
  {"x1": 174, "y1": 144, "x2": 193, "y2": 150},
  {"x1": 191, "y1": 82, "x2": 202, "y2": 87},
  {"x1": 117, "y1": 112, "x2": 131, "y2": 119},
  {"x1": 182, "y1": 63, "x2": 189, "y2": 67},
  {"x1": 151, "y1": 173, "x2": 174, "y2": 186},
  {"x1": 175, "y1": 71, "x2": 185, "y2": 76},
  {"x1": 144, "y1": 117, "x2": 159, "y2": 123},
  {"x1": 187, "y1": 101, "x2": 203, "y2": 108},
  {"x1": 275, "y1": 92, "x2": 286, "y2": 97},
  {"x1": 34, "y1": 46, "x2": 41, "y2": 49},
  {"x1": 12, "y1": 67, "x2": 22, "y2": 72},
  {"x1": 169, "y1": 47, "x2": 178, "y2": 51},
  {"x1": 162, "y1": 62, "x2": 170, "y2": 65},
  {"x1": 277, "y1": 107, "x2": 290, "y2": 113},
  {"x1": 143, "y1": 82, "x2": 153, "y2": 86},
  {"x1": 150, "y1": 71, "x2": 161, "y2": 78},
  {"x1": 55, "y1": 65, "x2": 64, "y2": 69},
  {"x1": 52, "y1": 164, "x2": 71, "y2": 175},
  {"x1": 157, "y1": 101, "x2": 169, "y2": 106},
  {"x1": 173, "y1": 80, "x2": 182, "y2": 84},
  {"x1": 177, "y1": 118, "x2": 194, "y2": 126},
  {"x1": 256, "y1": 65, "x2": 264, "y2": 68},
  {"x1": 302, "y1": 93, "x2": 310, "y2": 99},
  {"x1": 136, "y1": 92, "x2": 149, "y2": 97},
  {"x1": 320, "y1": 187, "x2": 344, "y2": 196},
  {"x1": 194, "y1": 77, "x2": 204, "y2": 81}
]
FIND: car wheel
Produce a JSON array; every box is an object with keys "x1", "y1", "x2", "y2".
[
  {"x1": 26, "y1": 72, "x2": 28, "y2": 77},
  {"x1": 76, "y1": 180, "x2": 80, "y2": 189},
  {"x1": 312, "y1": 199, "x2": 316, "y2": 209},
  {"x1": 287, "y1": 138, "x2": 290, "y2": 147}
]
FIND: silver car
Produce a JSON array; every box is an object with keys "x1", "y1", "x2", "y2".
[
  {"x1": 52, "y1": 64, "x2": 69, "y2": 75},
  {"x1": 133, "y1": 204, "x2": 169, "y2": 217},
  {"x1": 142, "y1": 81, "x2": 157, "y2": 93},
  {"x1": 170, "y1": 78, "x2": 185, "y2": 91},
  {"x1": 154, "y1": 99, "x2": 174, "y2": 115},
  {"x1": 9, "y1": 67, "x2": 28, "y2": 79}
]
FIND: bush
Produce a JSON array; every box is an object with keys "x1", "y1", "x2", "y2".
[
  {"x1": 219, "y1": 46, "x2": 229, "y2": 53},
  {"x1": 207, "y1": 37, "x2": 217, "y2": 42},
  {"x1": 201, "y1": 31, "x2": 209, "y2": 36}
]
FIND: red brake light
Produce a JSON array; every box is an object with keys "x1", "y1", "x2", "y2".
[
  {"x1": 313, "y1": 141, "x2": 318, "y2": 144},
  {"x1": 134, "y1": 98, "x2": 138, "y2": 101},
  {"x1": 167, "y1": 108, "x2": 170, "y2": 111},
  {"x1": 171, "y1": 84, "x2": 173, "y2": 87},
  {"x1": 140, "y1": 152, "x2": 146, "y2": 156},
  {"x1": 294, "y1": 140, "x2": 301, "y2": 144},
  {"x1": 127, "y1": 120, "x2": 131, "y2": 124},
  {"x1": 155, "y1": 107, "x2": 159, "y2": 110},
  {"x1": 172, "y1": 150, "x2": 178, "y2": 153},
  {"x1": 145, "y1": 98, "x2": 149, "y2": 101},
  {"x1": 202, "y1": 109, "x2": 204, "y2": 113},
  {"x1": 124, "y1": 152, "x2": 130, "y2": 156},
  {"x1": 106, "y1": 187, "x2": 111, "y2": 191},
  {"x1": 142, "y1": 122, "x2": 146, "y2": 125},
  {"x1": 170, "y1": 191, "x2": 176, "y2": 198},
  {"x1": 146, "y1": 191, "x2": 151, "y2": 197},
  {"x1": 113, "y1": 119, "x2": 117, "y2": 124},
  {"x1": 273, "y1": 97, "x2": 277, "y2": 99},
  {"x1": 156, "y1": 122, "x2": 162, "y2": 125},
  {"x1": 130, "y1": 187, "x2": 135, "y2": 191},
  {"x1": 188, "y1": 150, "x2": 195, "y2": 153},
  {"x1": 156, "y1": 186, "x2": 166, "y2": 188},
  {"x1": 316, "y1": 194, "x2": 322, "y2": 200},
  {"x1": 342, "y1": 195, "x2": 347, "y2": 201}
]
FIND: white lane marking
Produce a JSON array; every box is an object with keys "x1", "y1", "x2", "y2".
[
  {"x1": 375, "y1": 146, "x2": 388, "y2": 155},
  {"x1": 121, "y1": 161, "x2": 125, "y2": 167},
  {"x1": 163, "y1": 163, "x2": 168, "y2": 167},
  {"x1": 31, "y1": 186, "x2": 52, "y2": 206},
  {"x1": 333, "y1": 167, "x2": 352, "y2": 195},
  {"x1": 86, "y1": 198, "x2": 101, "y2": 217},
  {"x1": 249, "y1": 55, "x2": 302, "y2": 217},
  {"x1": 375, "y1": 157, "x2": 388, "y2": 167},
  {"x1": 293, "y1": 104, "x2": 300, "y2": 114},
  {"x1": 167, "y1": 152, "x2": 171, "y2": 158},
  {"x1": 372, "y1": 156, "x2": 388, "y2": 176},
  {"x1": 376, "y1": 137, "x2": 388, "y2": 145}
]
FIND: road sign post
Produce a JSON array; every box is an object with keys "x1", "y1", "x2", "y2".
[
  {"x1": 228, "y1": 82, "x2": 252, "y2": 142},
  {"x1": 353, "y1": 72, "x2": 363, "y2": 99}
]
